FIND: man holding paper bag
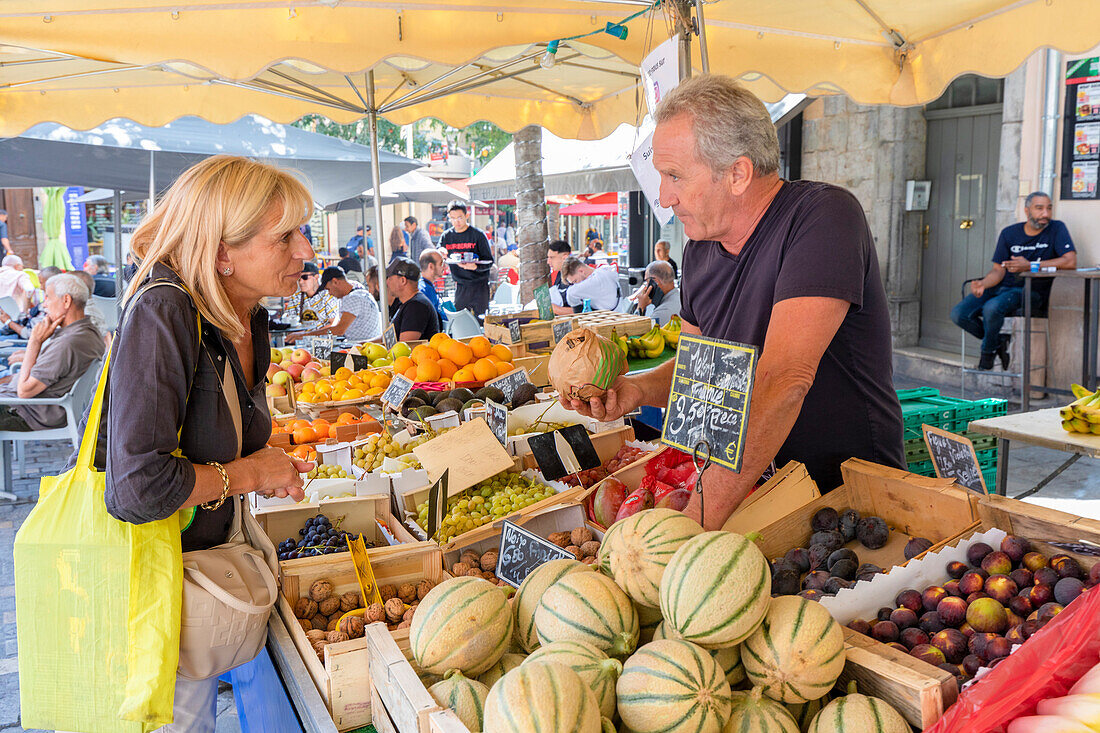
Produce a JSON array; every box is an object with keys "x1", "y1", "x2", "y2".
[{"x1": 562, "y1": 75, "x2": 905, "y2": 529}]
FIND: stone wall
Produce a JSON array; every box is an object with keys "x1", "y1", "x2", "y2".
[{"x1": 801, "y1": 97, "x2": 927, "y2": 346}]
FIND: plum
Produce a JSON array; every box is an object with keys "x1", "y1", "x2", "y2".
[
  {"x1": 931, "y1": 628, "x2": 968, "y2": 664},
  {"x1": 857, "y1": 516, "x2": 889, "y2": 549},
  {"x1": 958, "y1": 571, "x2": 985, "y2": 596},
  {"x1": 900, "y1": 627, "x2": 930, "y2": 650},
  {"x1": 922, "y1": 586, "x2": 948, "y2": 612},
  {"x1": 784, "y1": 547, "x2": 811, "y2": 574},
  {"x1": 910, "y1": 644, "x2": 946, "y2": 666},
  {"x1": 1033, "y1": 567, "x2": 1059, "y2": 587},
  {"x1": 811, "y1": 507, "x2": 839, "y2": 532},
  {"x1": 809, "y1": 530, "x2": 845, "y2": 554},
  {"x1": 895, "y1": 589, "x2": 923, "y2": 613},
  {"x1": 1009, "y1": 568, "x2": 1034, "y2": 589},
  {"x1": 591, "y1": 477, "x2": 627, "y2": 527},
  {"x1": 937, "y1": 596, "x2": 969, "y2": 627},
  {"x1": 946, "y1": 561, "x2": 969, "y2": 580},
  {"x1": 871, "y1": 620, "x2": 899, "y2": 643},
  {"x1": 1000, "y1": 535, "x2": 1031, "y2": 564},
  {"x1": 981, "y1": 551, "x2": 1013, "y2": 576},
  {"x1": 967, "y1": 542, "x2": 994, "y2": 567},
  {"x1": 984, "y1": 574, "x2": 1018, "y2": 604},
  {"x1": 847, "y1": 619, "x2": 872, "y2": 635},
  {"x1": 966, "y1": 598, "x2": 1008, "y2": 634},
  {"x1": 1051, "y1": 554, "x2": 1084, "y2": 580},
  {"x1": 1055, "y1": 577, "x2": 1085, "y2": 606},
  {"x1": 838, "y1": 509, "x2": 861, "y2": 542},
  {"x1": 920, "y1": 611, "x2": 946, "y2": 634},
  {"x1": 890, "y1": 607, "x2": 918, "y2": 629},
  {"x1": 904, "y1": 537, "x2": 933, "y2": 560},
  {"x1": 1022, "y1": 552, "x2": 1049, "y2": 572},
  {"x1": 830, "y1": 559, "x2": 858, "y2": 581}
]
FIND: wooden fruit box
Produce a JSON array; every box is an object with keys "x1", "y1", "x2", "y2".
[
  {"x1": 368, "y1": 622, "x2": 466, "y2": 733},
  {"x1": 484, "y1": 310, "x2": 653, "y2": 349},
  {"x1": 278, "y1": 543, "x2": 445, "y2": 730},
  {"x1": 513, "y1": 353, "x2": 549, "y2": 386},
  {"x1": 255, "y1": 495, "x2": 420, "y2": 556}
]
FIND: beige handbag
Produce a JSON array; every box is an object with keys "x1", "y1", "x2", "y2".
[{"x1": 177, "y1": 353, "x2": 280, "y2": 681}]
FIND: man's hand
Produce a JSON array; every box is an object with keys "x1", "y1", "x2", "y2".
[
  {"x1": 1003, "y1": 256, "x2": 1031, "y2": 274},
  {"x1": 458, "y1": 262, "x2": 478, "y2": 271},
  {"x1": 29, "y1": 315, "x2": 62, "y2": 345},
  {"x1": 284, "y1": 332, "x2": 302, "y2": 345},
  {"x1": 634, "y1": 283, "x2": 653, "y2": 312},
  {"x1": 560, "y1": 374, "x2": 645, "y2": 422},
  {"x1": 970, "y1": 280, "x2": 985, "y2": 297}
]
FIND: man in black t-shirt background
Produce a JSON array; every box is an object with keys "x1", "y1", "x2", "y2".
[
  {"x1": 385, "y1": 258, "x2": 441, "y2": 342},
  {"x1": 438, "y1": 200, "x2": 493, "y2": 318},
  {"x1": 561, "y1": 74, "x2": 904, "y2": 530}
]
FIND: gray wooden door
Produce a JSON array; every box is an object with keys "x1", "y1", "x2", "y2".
[{"x1": 919, "y1": 105, "x2": 1002, "y2": 352}]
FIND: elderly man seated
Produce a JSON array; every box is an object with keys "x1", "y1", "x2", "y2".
[
  {"x1": 0, "y1": 273, "x2": 104, "y2": 431},
  {"x1": 0, "y1": 255, "x2": 36, "y2": 314},
  {"x1": 631, "y1": 260, "x2": 682, "y2": 326},
  {"x1": 83, "y1": 254, "x2": 117, "y2": 297},
  {"x1": 560, "y1": 256, "x2": 622, "y2": 311}
]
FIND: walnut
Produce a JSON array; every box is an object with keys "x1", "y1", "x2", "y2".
[
  {"x1": 339, "y1": 615, "x2": 366, "y2": 639},
  {"x1": 366, "y1": 602, "x2": 386, "y2": 624},
  {"x1": 416, "y1": 579, "x2": 435, "y2": 600},
  {"x1": 548, "y1": 532, "x2": 571, "y2": 548},
  {"x1": 403, "y1": 607, "x2": 417, "y2": 623},
  {"x1": 564, "y1": 545, "x2": 582, "y2": 561},
  {"x1": 396, "y1": 620, "x2": 411, "y2": 629},
  {"x1": 318, "y1": 596, "x2": 341, "y2": 616},
  {"x1": 466, "y1": 568, "x2": 484, "y2": 579},
  {"x1": 379, "y1": 584, "x2": 397, "y2": 602},
  {"x1": 451, "y1": 562, "x2": 470, "y2": 577},
  {"x1": 340, "y1": 591, "x2": 361, "y2": 613},
  {"x1": 581, "y1": 555, "x2": 597, "y2": 565},
  {"x1": 309, "y1": 579, "x2": 334, "y2": 603},
  {"x1": 483, "y1": 572, "x2": 498, "y2": 584},
  {"x1": 294, "y1": 598, "x2": 318, "y2": 619},
  {"x1": 309, "y1": 614, "x2": 327, "y2": 631},
  {"x1": 326, "y1": 617, "x2": 340, "y2": 632},
  {"x1": 327, "y1": 630, "x2": 349, "y2": 644},
  {"x1": 480, "y1": 550, "x2": 499, "y2": 572},
  {"x1": 580, "y1": 540, "x2": 601, "y2": 558},
  {"x1": 298, "y1": 618, "x2": 313, "y2": 632},
  {"x1": 398, "y1": 582, "x2": 417, "y2": 604},
  {"x1": 571, "y1": 527, "x2": 593, "y2": 546},
  {"x1": 306, "y1": 629, "x2": 327, "y2": 643},
  {"x1": 311, "y1": 639, "x2": 327, "y2": 656},
  {"x1": 460, "y1": 551, "x2": 480, "y2": 567},
  {"x1": 385, "y1": 597, "x2": 406, "y2": 623}
]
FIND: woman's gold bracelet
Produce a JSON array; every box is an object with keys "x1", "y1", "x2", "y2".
[{"x1": 201, "y1": 461, "x2": 231, "y2": 510}]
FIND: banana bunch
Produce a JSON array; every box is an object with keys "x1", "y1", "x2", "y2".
[
  {"x1": 660, "y1": 315, "x2": 681, "y2": 348},
  {"x1": 627, "y1": 325, "x2": 666, "y2": 359},
  {"x1": 1060, "y1": 384, "x2": 1100, "y2": 434},
  {"x1": 610, "y1": 327, "x2": 628, "y2": 357}
]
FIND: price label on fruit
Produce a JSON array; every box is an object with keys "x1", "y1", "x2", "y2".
[
  {"x1": 382, "y1": 323, "x2": 397, "y2": 350},
  {"x1": 552, "y1": 319, "x2": 575, "y2": 344},
  {"x1": 922, "y1": 424, "x2": 985, "y2": 493},
  {"x1": 485, "y1": 367, "x2": 532, "y2": 403},
  {"x1": 485, "y1": 399, "x2": 508, "y2": 446},
  {"x1": 496, "y1": 519, "x2": 574, "y2": 587},
  {"x1": 534, "y1": 284, "x2": 553, "y2": 320},
  {"x1": 381, "y1": 374, "x2": 414, "y2": 410},
  {"x1": 661, "y1": 334, "x2": 757, "y2": 472}
]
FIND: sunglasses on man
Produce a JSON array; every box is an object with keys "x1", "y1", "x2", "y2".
[{"x1": 300, "y1": 273, "x2": 316, "y2": 281}]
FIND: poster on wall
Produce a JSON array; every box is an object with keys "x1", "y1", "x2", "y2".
[{"x1": 1061, "y1": 58, "x2": 1100, "y2": 200}]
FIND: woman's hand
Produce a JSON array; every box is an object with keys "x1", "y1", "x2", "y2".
[{"x1": 239, "y1": 446, "x2": 312, "y2": 502}]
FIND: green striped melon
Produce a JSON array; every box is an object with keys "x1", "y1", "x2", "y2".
[
  {"x1": 786, "y1": 697, "x2": 827, "y2": 732},
  {"x1": 742, "y1": 596, "x2": 845, "y2": 704},
  {"x1": 598, "y1": 520, "x2": 624, "y2": 575},
  {"x1": 428, "y1": 670, "x2": 489, "y2": 732},
  {"x1": 409, "y1": 577, "x2": 513, "y2": 676},
  {"x1": 476, "y1": 652, "x2": 525, "y2": 690},
  {"x1": 535, "y1": 570, "x2": 639, "y2": 658},
  {"x1": 617, "y1": 639, "x2": 732, "y2": 733},
  {"x1": 725, "y1": 688, "x2": 800, "y2": 733},
  {"x1": 524, "y1": 640, "x2": 623, "y2": 719},
  {"x1": 636, "y1": 602, "x2": 663, "y2": 645},
  {"x1": 654, "y1": 620, "x2": 745, "y2": 686},
  {"x1": 483, "y1": 661, "x2": 603, "y2": 733},
  {"x1": 807, "y1": 684, "x2": 908, "y2": 733},
  {"x1": 607, "y1": 508, "x2": 703, "y2": 608},
  {"x1": 659, "y1": 531, "x2": 771, "y2": 649},
  {"x1": 513, "y1": 558, "x2": 593, "y2": 653}
]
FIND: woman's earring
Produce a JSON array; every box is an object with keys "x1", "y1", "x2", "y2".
[{"x1": 223, "y1": 267, "x2": 232, "y2": 276}]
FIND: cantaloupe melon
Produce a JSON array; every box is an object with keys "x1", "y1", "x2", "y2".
[
  {"x1": 742, "y1": 596, "x2": 844, "y2": 704},
  {"x1": 525, "y1": 640, "x2": 622, "y2": 719},
  {"x1": 428, "y1": 670, "x2": 488, "y2": 732},
  {"x1": 535, "y1": 570, "x2": 639, "y2": 658},
  {"x1": 786, "y1": 697, "x2": 827, "y2": 732},
  {"x1": 606, "y1": 508, "x2": 702, "y2": 608},
  {"x1": 617, "y1": 639, "x2": 732, "y2": 733},
  {"x1": 476, "y1": 652, "x2": 525, "y2": 690},
  {"x1": 654, "y1": 620, "x2": 744, "y2": 686},
  {"x1": 598, "y1": 520, "x2": 623, "y2": 575},
  {"x1": 513, "y1": 558, "x2": 593, "y2": 653},
  {"x1": 725, "y1": 688, "x2": 800, "y2": 733},
  {"x1": 410, "y1": 577, "x2": 513, "y2": 676},
  {"x1": 483, "y1": 661, "x2": 603, "y2": 733},
  {"x1": 659, "y1": 531, "x2": 771, "y2": 649},
  {"x1": 807, "y1": 683, "x2": 908, "y2": 733},
  {"x1": 636, "y1": 602, "x2": 663, "y2": 645}
]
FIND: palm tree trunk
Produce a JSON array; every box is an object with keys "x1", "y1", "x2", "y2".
[{"x1": 514, "y1": 125, "x2": 549, "y2": 303}]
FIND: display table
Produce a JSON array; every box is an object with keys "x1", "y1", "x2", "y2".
[
  {"x1": 267, "y1": 612, "x2": 340, "y2": 733},
  {"x1": 969, "y1": 406, "x2": 1100, "y2": 499},
  {"x1": 626, "y1": 347, "x2": 676, "y2": 374}
]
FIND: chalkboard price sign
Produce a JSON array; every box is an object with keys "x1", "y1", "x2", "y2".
[
  {"x1": 485, "y1": 367, "x2": 532, "y2": 403},
  {"x1": 922, "y1": 425, "x2": 986, "y2": 493},
  {"x1": 381, "y1": 373, "x2": 414, "y2": 409},
  {"x1": 331, "y1": 350, "x2": 373, "y2": 372},
  {"x1": 534, "y1": 285, "x2": 553, "y2": 320},
  {"x1": 527, "y1": 424, "x2": 601, "y2": 482},
  {"x1": 496, "y1": 519, "x2": 574, "y2": 587},
  {"x1": 485, "y1": 399, "x2": 508, "y2": 446},
  {"x1": 552, "y1": 319, "x2": 575, "y2": 344},
  {"x1": 382, "y1": 323, "x2": 397, "y2": 350},
  {"x1": 509, "y1": 320, "x2": 523, "y2": 343},
  {"x1": 661, "y1": 334, "x2": 757, "y2": 472}
]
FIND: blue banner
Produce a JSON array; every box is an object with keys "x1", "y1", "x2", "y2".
[{"x1": 63, "y1": 187, "x2": 89, "y2": 267}]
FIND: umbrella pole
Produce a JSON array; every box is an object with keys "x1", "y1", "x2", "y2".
[
  {"x1": 366, "y1": 71, "x2": 391, "y2": 326},
  {"x1": 148, "y1": 150, "x2": 155, "y2": 211},
  {"x1": 113, "y1": 189, "x2": 124, "y2": 314},
  {"x1": 694, "y1": 0, "x2": 710, "y2": 73}
]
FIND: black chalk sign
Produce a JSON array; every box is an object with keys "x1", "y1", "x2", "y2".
[
  {"x1": 509, "y1": 320, "x2": 523, "y2": 343},
  {"x1": 527, "y1": 424, "x2": 601, "y2": 482},
  {"x1": 381, "y1": 374, "x2": 414, "y2": 409},
  {"x1": 382, "y1": 323, "x2": 397, "y2": 350},
  {"x1": 485, "y1": 399, "x2": 508, "y2": 447},
  {"x1": 485, "y1": 367, "x2": 532, "y2": 403},
  {"x1": 922, "y1": 425, "x2": 986, "y2": 493},
  {"x1": 661, "y1": 333, "x2": 757, "y2": 472},
  {"x1": 331, "y1": 350, "x2": 373, "y2": 372},
  {"x1": 552, "y1": 319, "x2": 575, "y2": 344},
  {"x1": 425, "y1": 468, "x2": 449, "y2": 539},
  {"x1": 496, "y1": 519, "x2": 574, "y2": 588}
]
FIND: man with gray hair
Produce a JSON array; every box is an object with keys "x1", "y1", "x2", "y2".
[
  {"x1": 0, "y1": 254, "x2": 34, "y2": 314},
  {"x1": 83, "y1": 254, "x2": 117, "y2": 297},
  {"x1": 562, "y1": 74, "x2": 905, "y2": 528},
  {"x1": 631, "y1": 260, "x2": 680, "y2": 326},
  {"x1": 0, "y1": 273, "x2": 104, "y2": 430}
]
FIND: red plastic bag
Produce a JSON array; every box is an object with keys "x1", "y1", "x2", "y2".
[{"x1": 926, "y1": 585, "x2": 1100, "y2": 733}]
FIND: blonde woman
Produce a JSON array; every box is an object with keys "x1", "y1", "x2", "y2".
[{"x1": 75, "y1": 155, "x2": 315, "y2": 730}]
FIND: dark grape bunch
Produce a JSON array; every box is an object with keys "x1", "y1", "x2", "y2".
[{"x1": 277, "y1": 514, "x2": 363, "y2": 560}]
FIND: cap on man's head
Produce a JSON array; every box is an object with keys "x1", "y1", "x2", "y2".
[
  {"x1": 355, "y1": 226, "x2": 364, "y2": 234},
  {"x1": 319, "y1": 266, "x2": 346, "y2": 290},
  {"x1": 386, "y1": 258, "x2": 421, "y2": 282},
  {"x1": 301, "y1": 261, "x2": 320, "y2": 276}
]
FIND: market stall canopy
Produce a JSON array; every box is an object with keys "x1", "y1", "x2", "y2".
[
  {"x1": 559, "y1": 200, "x2": 618, "y2": 217},
  {"x1": 2, "y1": 0, "x2": 1098, "y2": 137},
  {"x1": 0, "y1": 115, "x2": 419, "y2": 207},
  {"x1": 364, "y1": 171, "x2": 471, "y2": 206}
]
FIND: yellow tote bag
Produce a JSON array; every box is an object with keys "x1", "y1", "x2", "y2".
[{"x1": 14, "y1": 346, "x2": 183, "y2": 732}]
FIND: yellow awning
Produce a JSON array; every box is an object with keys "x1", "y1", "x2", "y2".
[{"x1": 1, "y1": 1, "x2": 1099, "y2": 137}]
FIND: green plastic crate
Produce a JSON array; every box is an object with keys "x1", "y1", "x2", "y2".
[{"x1": 907, "y1": 459, "x2": 935, "y2": 476}]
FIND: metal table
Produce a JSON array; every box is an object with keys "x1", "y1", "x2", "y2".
[
  {"x1": 969, "y1": 407, "x2": 1100, "y2": 499},
  {"x1": 1020, "y1": 270, "x2": 1100, "y2": 411}
]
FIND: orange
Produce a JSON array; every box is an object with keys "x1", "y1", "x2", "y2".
[
  {"x1": 292, "y1": 426, "x2": 317, "y2": 444},
  {"x1": 366, "y1": 386, "x2": 385, "y2": 395},
  {"x1": 439, "y1": 339, "x2": 473, "y2": 367},
  {"x1": 369, "y1": 373, "x2": 390, "y2": 389},
  {"x1": 415, "y1": 361, "x2": 442, "y2": 382},
  {"x1": 332, "y1": 387, "x2": 347, "y2": 401},
  {"x1": 410, "y1": 344, "x2": 440, "y2": 365},
  {"x1": 429, "y1": 332, "x2": 451, "y2": 348},
  {"x1": 485, "y1": 354, "x2": 501, "y2": 364},
  {"x1": 299, "y1": 382, "x2": 316, "y2": 394},
  {"x1": 393, "y1": 355, "x2": 415, "y2": 374},
  {"x1": 404, "y1": 366, "x2": 419, "y2": 381},
  {"x1": 328, "y1": 424, "x2": 340, "y2": 440},
  {"x1": 495, "y1": 361, "x2": 514, "y2": 377},
  {"x1": 336, "y1": 412, "x2": 357, "y2": 425},
  {"x1": 290, "y1": 445, "x2": 312, "y2": 461},
  {"x1": 347, "y1": 374, "x2": 363, "y2": 387},
  {"x1": 333, "y1": 366, "x2": 353, "y2": 381},
  {"x1": 453, "y1": 367, "x2": 476, "y2": 383},
  {"x1": 490, "y1": 344, "x2": 514, "y2": 363},
  {"x1": 290, "y1": 419, "x2": 311, "y2": 431},
  {"x1": 436, "y1": 358, "x2": 458, "y2": 380},
  {"x1": 343, "y1": 388, "x2": 365, "y2": 399},
  {"x1": 472, "y1": 358, "x2": 498, "y2": 382},
  {"x1": 468, "y1": 336, "x2": 492, "y2": 359},
  {"x1": 310, "y1": 418, "x2": 331, "y2": 432}
]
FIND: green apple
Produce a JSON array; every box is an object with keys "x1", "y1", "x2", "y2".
[
  {"x1": 371, "y1": 357, "x2": 393, "y2": 368},
  {"x1": 365, "y1": 342, "x2": 389, "y2": 361},
  {"x1": 389, "y1": 342, "x2": 412, "y2": 359},
  {"x1": 269, "y1": 347, "x2": 282, "y2": 364}
]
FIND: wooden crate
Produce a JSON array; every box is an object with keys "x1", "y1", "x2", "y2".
[
  {"x1": 484, "y1": 310, "x2": 653, "y2": 349},
  {"x1": 367, "y1": 622, "x2": 450, "y2": 733},
  {"x1": 255, "y1": 495, "x2": 403, "y2": 553}
]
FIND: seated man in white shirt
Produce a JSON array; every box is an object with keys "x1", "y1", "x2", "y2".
[
  {"x1": 631, "y1": 260, "x2": 681, "y2": 326},
  {"x1": 560, "y1": 256, "x2": 622, "y2": 312}
]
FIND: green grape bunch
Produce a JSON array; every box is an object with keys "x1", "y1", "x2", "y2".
[
  {"x1": 415, "y1": 470, "x2": 556, "y2": 543},
  {"x1": 306, "y1": 464, "x2": 349, "y2": 479}
]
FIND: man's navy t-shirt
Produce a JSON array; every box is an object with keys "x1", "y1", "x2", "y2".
[
  {"x1": 992, "y1": 220, "x2": 1074, "y2": 296},
  {"x1": 680, "y1": 180, "x2": 905, "y2": 491},
  {"x1": 392, "y1": 292, "x2": 441, "y2": 341}
]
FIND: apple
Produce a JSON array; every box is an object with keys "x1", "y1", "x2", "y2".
[
  {"x1": 320, "y1": 366, "x2": 331, "y2": 377},
  {"x1": 271, "y1": 370, "x2": 293, "y2": 387},
  {"x1": 389, "y1": 342, "x2": 412, "y2": 359},
  {"x1": 371, "y1": 357, "x2": 392, "y2": 368},
  {"x1": 278, "y1": 359, "x2": 293, "y2": 370},
  {"x1": 306, "y1": 361, "x2": 322, "y2": 372},
  {"x1": 266, "y1": 383, "x2": 287, "y2": 397},
  {"x1": 266, "y1": 363, "x2": 284, "y2": 381},
  {"x1": 291, "y1": 348, "x2": 312, "y2": 365},
  {"x1": 300, "y1": 367, "x2": 321, "y2": 383},
  {"x1": 366, "y1": 343, "x2": 389, "y2": 361},
  {"x1": 284, "y1": 363, "x2": 304, "y2": 380},
  {"x1": 269, "y1": 347, "x2": 282, "y2": 364}
]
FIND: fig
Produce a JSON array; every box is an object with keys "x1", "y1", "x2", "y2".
[
  {"x1": 771, "y1": 558, "x2": 798, "y2": 576},
  {"x1": 958, "y1": 571, "x2": 985, "y2": 596},
  {"x1": 920, "y1": 611, "x2": 946, "y2": 634},
  {"x1": 899, "y1": 627, "x2": 930, "y2": 650},
  {"x1": 946, "y1": 561, "x2": 969, "y2": 580},
  {"x1": 1028, "y1": 583, "x2": 1054, "y2": 607},
  {"x1": 1009, "y1": 595, "x2": 1033, "y2": 617},
  {"x1": 967, "y1": 542, "x2": 994, "y2": 567},
  {"x1": 922, "y1": 586, "x2": 948, "y2": 612},
  {"x1": 797, "y1": 589, "x2": 824, "y2": 602},
  {"x1": 1055, "y1": 577, "x2": 1085, "y2": 606},
  {"x1": 983, "y1": 636, "x2": 1012, "y2": 662},
  {"x1": 943, "y1": 580, "x2": 962, "y2": 597},
  {"x1": 1000, "y1": 535, "x2": 1031, "y2": 564},
  {"x1": 958, "y1": 622, "x2": 975, "y2": 637},
  {"x1": 1009, "y1": 568, "x2": 1034, "y2": 589},
  {"x1": 654, "y1": 488, "x2": 691, "y2": 511},
  {"x1": 1034, "y1": 567, "x2": 1060, "y2": 587},
  {"x1": 809, "y1": 530, "x2": 845, "y2": 554},
  {"x1": 981, "y1": 551, "x2": 1013, "y2": 576},
  {"x1": 838, "y1": 509, "x2": 861, "y2": 541},
  {"x1": 857, "y1": 516, "x2": 889, "y2": 549},
  {"x1": 1005, "y1": 609, "x2": 1025, "y2": 629},
  {"x1": 1022, "y1": 552, "x2": 1049, "y2": 572},
  {"x1": 1052, "y1": 554, "x2": 1084, "y2": 580},
  {"x1": 823, "y1": 577, "x2": 853, "y2": 595},
  {"x1": 966, "y1": 592, "x2": 990, "y2": 604},
  {"x1": 810, "y1": 507, "x2": 839, "y2": 532},
  {"x1": 772, "y1": 569, "x2": 801, "y2": 597},
  {"x1": 871, "y1": 620, "x2": 899, "y2": 643},
  {"x1": 591, "y1": 477, "x2": 627, "y2": 527},
  {"x1": 937, "y1": 596, "x2": 968, "y2": 627},
  {"x1": 968, "y1": 632, "x2": 997, "y2": 658},
  {"x1": 910, "y1": 644, "x2": 946, "y2": 666},
  {"x1": 784, "y1": 547, "x2": 811, "y2": 574},
  {"x1": 931, "y1": 628, "x2": 967, "y2": 664},
  {"x1": 1005, "y1": 624, "x2": 1027, "y2": 645},
  {"x1": 1022, "y1": 619, "x2": 1041, "y2": 638},
  {"x1": 830, "y1": 559, "x2": 858, "y2": 581},
  {"x1": 614, "y1": 487, "x2": 653, "y2": 522},
  {"x1": 1089, "y1": 562, "x2": 1100, "y2": 588},
  {"x1": 962, "y1": 654, "x2": 983, "y2": 676},
  {"x1": 827, "y1": 548, "x2": 859, "y2": 569},
  {"x1": 904, "y1": 537, "x2": 933, "y2": 560},
  {"x1": 895, "y1": 589, "x2": 923, "y2": 613},
  {"x1": 847, "y1": 619, "x2": 872, "y2": 635},
  {"x1": 938, "y1": 663, "x2": 967, "y2": 684},
  {"x1": 1038, "y1": 602, "x2": 1064, "y2": 624},
  {"x1": 886, "y1": 642, "x2": 909, "y2": 654},
  {"x1": 984, "y1": 574, "x2": 1018, "y2": 604},
  {"x1": 808, "y1": 544, "x2": 832, "y2": 571},
  {"x1": 966, "y1": 597, "x2": 1008, "y2": 634},
  {"x1": 802, "y1": 570, "x2": 831, "y2": 591},
  {"x1": 890, "y1": 607, "x2": 918, "y2": 629},
  {"x1": 856, "y1": 562, "x2": 883, "y2": 577},
  {"x1": 876, "y1": 606, "x2": 894, "y2": 622}
]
